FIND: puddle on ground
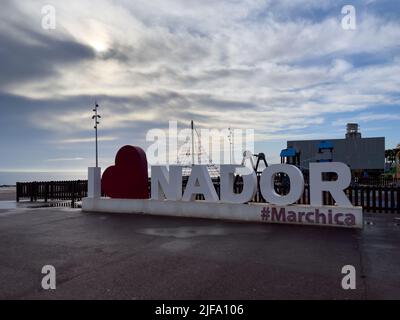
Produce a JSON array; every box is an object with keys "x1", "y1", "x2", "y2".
[
  {"x1": 0, "y1": 201, "x2": 17, "y2": 209},
  {"x1": 0, "y1": 201, "x2": 79, "y2": 210},
  {"x1": 368, "y1": 243, "x2": 398, "y2": 250},
  {"x1": 160, "y1": 239, "x2": 196, "y2": 251},
  {"x1": 136, "y1": 225, "x2": 267, "y2": 238},
  {"x1": 137, "y1": 226, "x2": 228, "y2": 238}
]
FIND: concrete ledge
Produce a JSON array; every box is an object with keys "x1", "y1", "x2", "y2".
[{"x1": 82, "y1": 198, "x2": 363, "y2": 229}]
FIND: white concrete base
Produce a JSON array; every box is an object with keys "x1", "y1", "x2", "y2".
[
  {"x1": 88, "y1": 167, "x2": 101, "y2": 198},
  {"x1": 82, "y1": 198, "x2": 363, "y2": 229}
]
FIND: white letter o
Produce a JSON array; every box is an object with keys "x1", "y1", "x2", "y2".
[{"x1": 260, "y1": 164, "x2": 304, "y2": 205}]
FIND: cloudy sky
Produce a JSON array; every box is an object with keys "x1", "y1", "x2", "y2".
[{"x1": 0, "y1": 0, "x2": 399, "y2": 182}]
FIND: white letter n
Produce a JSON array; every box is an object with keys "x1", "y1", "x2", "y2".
[{"x1": 151, "y1": 166, "x2": 182, "y2": 200}]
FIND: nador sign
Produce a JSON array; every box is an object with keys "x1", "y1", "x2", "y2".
[
  {"x1": 151, "y1": 162, "x2": 352, "y2": 207},
  {"x1": 83, "y1": 145, "x2": 363, "y2": 229}
]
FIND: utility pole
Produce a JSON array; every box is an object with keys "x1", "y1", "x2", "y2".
[{"x1": 92, "y1": 101, "x2": 101, "y2": 167}]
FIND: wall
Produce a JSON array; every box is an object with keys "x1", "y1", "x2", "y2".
[{"x1": 288, "y1": 137, "x2": 385, "y2": 171}]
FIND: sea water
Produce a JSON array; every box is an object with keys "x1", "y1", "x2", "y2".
[{"x1": 0, "y1": 171, "x2": 86, "y2": 185}]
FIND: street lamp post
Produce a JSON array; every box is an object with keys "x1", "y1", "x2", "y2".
[
  {"x1": 88, "y1": 101, "x2": 102, "y2": 198},
  {"x1": 92, "y1": 102, "x2": 101, "y2": 167}
]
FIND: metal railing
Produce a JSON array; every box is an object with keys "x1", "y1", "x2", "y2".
[{"x1": 16, "y1": 178, "x2": 400, "y2": 213}]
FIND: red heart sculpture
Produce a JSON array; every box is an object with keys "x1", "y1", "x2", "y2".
[{"x1": 101, "y1": 145, "x2": 149, "y2": 199}]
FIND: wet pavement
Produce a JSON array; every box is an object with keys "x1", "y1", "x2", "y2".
[
  {"x1": 0, "y1": 201, "x2": 17, "y2": 209},
  {"x1": 0, "y1": 207, "x2": 399, "y2": 299},
  {"x1": 0, "y1": 187, "x2": 15, "y2": 201}
]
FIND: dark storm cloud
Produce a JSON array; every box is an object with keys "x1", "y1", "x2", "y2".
[
  {"x1": 0, "y1": 23, "x2": 95, "y2": 87},
  {"x1": 0, "y1": 89, "x2": 258, "y2": 142}
]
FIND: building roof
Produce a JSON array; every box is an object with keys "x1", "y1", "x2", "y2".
[{"x1": 280, "y1": 147, "x2": 297, "y2": 157}]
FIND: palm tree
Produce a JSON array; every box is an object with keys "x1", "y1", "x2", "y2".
[{"x1": 385, "y1": 149, "x2": 396, "y2": 165}]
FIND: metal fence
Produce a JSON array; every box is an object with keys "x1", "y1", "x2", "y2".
[
  {"x1": 16, "y1": 180, "x2": 88, "y2": 208},
  {"x1": 16, "y1": 178, "x2": 400, "y2": 213},
  {"x1": 353, "y1": 176, "x2": 399, "y2": 187}
]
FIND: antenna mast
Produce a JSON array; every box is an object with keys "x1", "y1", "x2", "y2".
[
  {"x1": 191, "y1": 120, "x2": 195, "y2": 166},
  {"x1": 177, "y1": 121, "x2": 220, "y2": 177},
  {"x1": 228, "y1": 127, "x2": 234, "y2": 164}
]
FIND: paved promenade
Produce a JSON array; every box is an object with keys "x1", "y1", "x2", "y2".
[{"x1": 0, "y1": 206, "x2": 399, "y2": 299}]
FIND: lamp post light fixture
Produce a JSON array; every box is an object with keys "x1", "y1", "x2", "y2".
[
  {"x1": 88, "y1": 101, "x2": 102, "y2": 198},
  {"x1": 92, "y1": 101, "x2": 101, "y2": 168}
]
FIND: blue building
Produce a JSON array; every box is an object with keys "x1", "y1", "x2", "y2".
[{"x1": 284, "y1": 124, "x2": 385, "y2": 177}]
